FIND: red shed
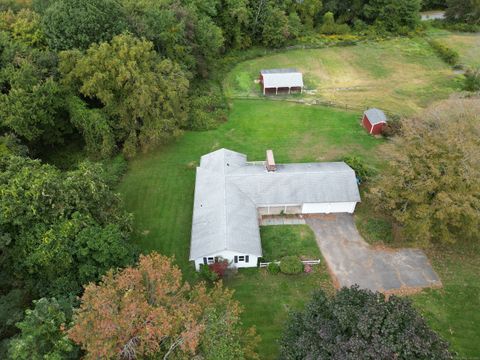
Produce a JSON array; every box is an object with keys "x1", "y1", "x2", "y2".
[{"x1": 362, "y1": 108, "x2": 387, "y2": 135}]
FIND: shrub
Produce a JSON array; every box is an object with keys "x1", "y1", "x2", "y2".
[
  {"x1": 279, "y1": 256, "x2": 303, "y2": 275},
  {"x1": 280, "y1": 286, "x2": 453, "y2": 359},
  {"x1": 464, "y1": 68, "x2": 480, "y2": 92},
  {"x1": 267, "y1": 262, "x2": 280, "y2": 275},
  {"x1": 427, "y1": 39, "x2": 459, "y2": 65},
  {"x1": 381, "y1": 116, "x2": 403, "y2": 137},
  {"x1": 342, "y1": 156, "x2": 375, "y2": 183},
  {"x1": 199, "y1": 264, "x2": 218, "y2": 283},
  {"x1": 209, "y1": 260, "x2": 229, "y2": 278}
]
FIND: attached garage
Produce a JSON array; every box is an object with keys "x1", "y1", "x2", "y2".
[{"x1": 302, "y1": 202, "x2": 357, "y2": 214}]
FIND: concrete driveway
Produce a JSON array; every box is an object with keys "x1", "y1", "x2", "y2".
[{"x1": 306, "y1": 214, "x2": 441, "y2": 292}]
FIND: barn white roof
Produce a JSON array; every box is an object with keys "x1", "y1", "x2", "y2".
[
  {"x1": 189, "y1": 149, "x2": 360, "y2": 260},
  {"x1": 364, "y1": 108, "x2": 387, "y2": 125},
  {"x1": 261, "y1": 68, "x2": 304, "y2": 89}
]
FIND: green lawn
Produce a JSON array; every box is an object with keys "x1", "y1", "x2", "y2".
[
  {"x1": 261, "y1": 225, "x2": 320, "y2": 261},
  {"x1": 226, "y1": 226, "x2": 333, "y2": 359},
  {"x1": 412, "y1": 242, "x2": 480, "y2": 357},
  {"x1": 224, "y1": 37, "x2": 460, "y2": 115}
]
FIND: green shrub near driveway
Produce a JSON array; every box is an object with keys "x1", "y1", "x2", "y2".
[{"x1": 280, "y1": 256, "x2": 303, "y2": 275}]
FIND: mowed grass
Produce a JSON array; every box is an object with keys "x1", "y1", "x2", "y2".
[
  {"x1": 226, "y1": 226, "x2": 334, "y2": 359},
  {"x1": 261, "y1": 225, "x2": 320, "y2": 261},
  {"x1": 224, "y1": 37, "x2": 460, "y2": 115},
  {"x1": 412, "y1": 242, "x2": 480, "y2": 358}
]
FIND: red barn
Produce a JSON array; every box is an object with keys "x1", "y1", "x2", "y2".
[{"x1": 362, "y1": 108, "x2": 387, "y2": 135}]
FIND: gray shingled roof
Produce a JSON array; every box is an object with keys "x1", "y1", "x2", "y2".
[
  {"x1": 260, "y1": 68, "x2": 304, "y2": 89},
  {"x1": 364, "y1": 108, "x2": 387, "y2": 125},
  {"x1": 189, "y1": 149, "x2": 361, "y2": 260}
]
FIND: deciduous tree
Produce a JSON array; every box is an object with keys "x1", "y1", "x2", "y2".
[
  {"x1": 8, "y1": 298, "x2": 79, "y2": 360},
  {"x1": 280, "y1": 286, "x2": 453, "y2": 359},
  {"x1": 60, "y1": 34, "x2": 189, "y2": 158},
  {"x1": 69, "y1": 253, "x2": 259, "y2": 359},
  {"x1": 41, "y1": 0, "x2": 127, "y2": 50},
  {"x1": 370, "y1": 98, "x2": 480, "y2": 245},
  {"x1": 0, "y1": 155, "x2": 134, "y2": 297}
]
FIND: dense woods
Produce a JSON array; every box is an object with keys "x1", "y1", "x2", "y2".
[{"x1": 0, "y1": 0, "x2": 477, "y2": 358}]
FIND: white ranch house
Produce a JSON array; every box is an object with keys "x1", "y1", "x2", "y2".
[{"x1": 189, "y1": 149, "x2": 361, "y2": 270}]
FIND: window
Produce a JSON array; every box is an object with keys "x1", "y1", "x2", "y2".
[
  {"x1": 246, "y1": 255, "x2": 249, "y2": 263},
  {"x1": 234, "y1": 256, "x2": 238, "y2": 263},
  {"x1": 238, "y1": 256, "x2": 245, "y2": 262},
  {"x1": 207, "y1": 257, "x2": 214, "y2": 264}
]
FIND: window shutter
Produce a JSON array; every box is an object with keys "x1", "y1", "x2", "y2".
[
  {"x1": 246, "y1": 255, "x2": 249, "y2": 263},
  {"x1": 203, "y1": 257, "x2": 207, "y2": 265},
  {"x1": 234, "y1": 256, "x2": 238, "y2": 263}
]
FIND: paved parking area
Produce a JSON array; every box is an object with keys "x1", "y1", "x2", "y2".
[{"x1": 306, "y1": 214, "x2": 441, "y2": 292}]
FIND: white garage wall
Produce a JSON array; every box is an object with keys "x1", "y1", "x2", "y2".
[{"x1": 302, "y1": 202, "x2": 356, "y2": 214}]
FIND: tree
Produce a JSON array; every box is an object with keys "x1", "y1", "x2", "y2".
[
  {"x1": 60, "y1": 34, "x2": 189, "y2": 158},
  {"x1": 296, "y1": 0, "x2": 322, "y2": 29},
  {"x1": 216, "y1": 0, "x2": 251, "y2": 49},
  {"x1": 262, "y1": 7, "x2": 290, "y2": 48},
  {"x1": 8, "y1": 298, "x2": 79, "y2": 360},
  {"x1": 370, "y1": 98, "x2": 480, "y2": 245},
  {"x1": 69, "y1": 253, "x2": 259, "y2": 359},
  {"x1": 0, "y1": 48, "x2": 66, "y2": 146},
  {"x1": 280, "y1": 286, "x2": 453, "y2": 359},
  {"x1": 363, "y1": 0, "x2": 421, "y2": 33},
  {"x1": 41, "y1": 0, "x2": 127, "y2": 50},
  {"x1": 0, "y1": 8, "x2": 45, "y2": 47},
  {"x1": 445, "y1": 0, "x2": 480, "y2": 24},
  {"x1": 0, "y1": 155, "x2": 134, "y2": 298}
]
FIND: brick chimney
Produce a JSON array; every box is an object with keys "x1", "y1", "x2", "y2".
[{"x1": 266, "y1": 150, "x2": 276, "y2": 172}]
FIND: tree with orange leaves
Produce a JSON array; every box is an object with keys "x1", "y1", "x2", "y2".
[{"x1": 69, "y1": 252, "x2": 259, "y2": 359}]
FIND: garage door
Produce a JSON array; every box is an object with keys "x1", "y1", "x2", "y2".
[{"x1": 302, "y1": 202, "x2": 356, "y2": 214}]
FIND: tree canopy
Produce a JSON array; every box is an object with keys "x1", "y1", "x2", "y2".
[
  {"x1": 60, "y1": 34, "x2": 189, "y2": 158},
  {"x1": 280, "y1": 286, "x2": 453, "y2": 359},
  {"x1": 0, "y1": 155, "x2": 134, "y2": 298},
  {"x1": 41, "y1": 0, "x2": 127, "y2": 50},
  {"x1": 69, "y1": 253, "x2": 259, "y2": 359},
  {"x1": 370, "y1": 98, "x2": 480, "y2": 245}
]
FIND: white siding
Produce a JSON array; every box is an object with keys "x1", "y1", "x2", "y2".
[
  {"x1": 194, "y1": 250, "x2": 259, "y2": 271},
  {"x1": 302, "y1": 202, "x2": 356, "y2": 214}
]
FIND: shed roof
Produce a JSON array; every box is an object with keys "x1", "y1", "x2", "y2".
[
  {"x1": 260, "y1": 68, "x2": 304, "y2": 89},
  {"x1": 364, "y1": 108, "x2": 387, "y2": 125},
  {"x1": 190, "y1": 149, "x2": 361, "y2": 260}
]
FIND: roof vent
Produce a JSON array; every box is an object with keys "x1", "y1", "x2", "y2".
[{"x1": 266, "y1": 150, "x2": 276, "y2": 172}]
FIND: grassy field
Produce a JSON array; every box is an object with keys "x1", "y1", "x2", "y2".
[
  {"x1": 412, "y1": 242, "x2": 480, "y2": 357},
  {"x1": 429, "y1": 29, "x2": 480, "y2": 68},
  {"x1": 224, "y1": 37, "x2": 460, "y2": 115}
]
